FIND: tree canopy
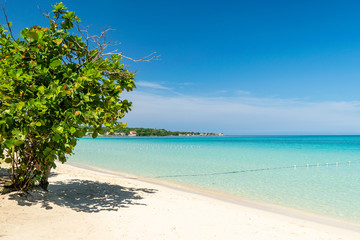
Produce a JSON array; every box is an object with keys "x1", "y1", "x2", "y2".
[{"x1": 0, "y1": 2, "x2": 137, "y2": 191}]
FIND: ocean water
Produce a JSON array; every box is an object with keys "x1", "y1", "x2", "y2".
[{"x1": 70, "y1": 136, "x2": 360, "y2": 224}]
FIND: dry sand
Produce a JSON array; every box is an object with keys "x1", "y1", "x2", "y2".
[{"x1": 1, "y1": 163, "x2": 359, "y2": 240}]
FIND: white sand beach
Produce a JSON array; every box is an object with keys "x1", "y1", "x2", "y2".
[{"x1": 1, "y1": 163, "x2": 359, "y2": 240}]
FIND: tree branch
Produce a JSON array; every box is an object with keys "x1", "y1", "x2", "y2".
[
  {"x1": 0, "y1": 177, "x2": 11, "y2": 182},
  {"x1": 1, "y1": 1, "x2": 16, "y2": 41},
  {"x1": 79, "y1": 25, "x2": 160, "y2": 63},
  {"x1": 121, "y1": 51, "x2": 159, "y2": 62}
]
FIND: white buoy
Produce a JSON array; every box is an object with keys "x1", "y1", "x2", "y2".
[
  {"x1": 336, "y1": 162, "x2": 338, "y2": 166},
  {"x1": 317, "y1": 163, "x2": 319, "y2": 167},
  {"x1": 306, "y1": 164, "x2": 309, "y2": 168},
  {"x1": 326, "y1": 163, "x2": 328, "y2": 167},
  {"x1": 348, "y1": 161, "x2": 351, "y2": 164},
  {"x1": 294, "y1": 165, "x2": 296, "y2": 169}
]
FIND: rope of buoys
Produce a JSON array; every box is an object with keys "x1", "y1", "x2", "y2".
[{"x1": 155, "y1": 161, "x2": 358, "y2": 178}]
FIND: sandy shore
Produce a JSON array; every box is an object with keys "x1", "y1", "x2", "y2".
[{"x1": 1, "y1": 163, "x2": 359, "y2": 240}]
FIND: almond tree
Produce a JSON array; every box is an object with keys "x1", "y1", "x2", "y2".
[{"x1": 0, "y1": 2, "x2": 153, "y2": 191}]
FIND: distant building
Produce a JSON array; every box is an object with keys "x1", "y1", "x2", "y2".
[
  {"x1": 114, "y1": 132, "x2": 126, "y2": 136},
  {"x1": 128, "y1": 131, "x2": 137, "y2": 136}
]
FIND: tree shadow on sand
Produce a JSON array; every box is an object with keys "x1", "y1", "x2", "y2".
[{"x1": 7, "y1": 179, "x2": 157, "y2": 213}]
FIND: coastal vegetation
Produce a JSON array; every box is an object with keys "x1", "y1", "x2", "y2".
[
  {"x1": 118, "y1": 128, "x2": 219, "y2": 136},
  {"x1": 81, "y1": 126, "x2": 221, "y2": 137},
  {"x1": 0, "y1": 3, "x2": 144, "y2": 191}
]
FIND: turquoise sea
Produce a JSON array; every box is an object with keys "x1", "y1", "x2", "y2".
[{"x1": 70, "y1": 136, "x2": 360, "y2": 224}]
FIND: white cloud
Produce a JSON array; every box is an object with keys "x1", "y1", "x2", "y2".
[
  {"x1": 136, "y1": 81, "x2": 171, "y2": 90},
  {"x1": 177, "y1": 82, "x2": 194, "y2": 86},
  {"x1": 236, "y1": 90, "x2": 251, "y2": 95},
  {"x1": 217, "y1": 90, "x2": 228, "y2": 93},
  {"x1": 121, "y1": 91, "x2": 360, "y2": 134}
]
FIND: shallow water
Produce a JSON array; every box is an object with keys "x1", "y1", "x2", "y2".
[{"x1": 70, "y1": 136, "x2": 360, "y2": 223}]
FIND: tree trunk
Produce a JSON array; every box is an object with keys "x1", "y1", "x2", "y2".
[{"x1": 39, "y1": 166, "x2": 51, "y2": 191}]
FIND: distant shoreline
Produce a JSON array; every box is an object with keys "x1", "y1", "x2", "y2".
[
  {"x1": 83, "y1": 134, "x2": 226, "y2": 138},
  {"x1": 81, "y1": 127, "x2": 224, "y2": 137},
  {"x1": 83, "y1": 134, "x2": 360, "y2": 137}
]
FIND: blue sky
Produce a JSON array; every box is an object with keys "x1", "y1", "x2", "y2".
[{"x1": 3, "y1": 0, "x2": 360, "y2": 134}]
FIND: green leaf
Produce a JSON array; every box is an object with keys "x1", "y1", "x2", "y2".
[
  {"x1": 16, "y1": 69, "x2": 23, "y2": 77},
  {"x1": 92, "y1": 131, "x2": 98, "y2": 139},
  {"x1": 38, "y1": 86, "x2": 45, "y2": 95},
  {"x1": 17, "y1": 102, "x2": 25, "y2": 110},
  {"x1": 69, "y1": 127, "x2": 76, "y2": 134},
  {"x1": 52, "y1": 133, "x2": 61, "y2": 142},
  {"x1": 20, "y1": 29, "x2": 29, "y2": 39},
  {"x1": 4, "y1": 139, "x2": 15, "y2": 149},
  {"x1": 52, "y1": 2, "x2": 67, "y2": 12},
  {"x1": 28, "y1": 31, "x2": 39, "y2": 42},
  {"x1": 50, "y1": 58, "x2": 62, "y2": 68},
  {"x1": 75, "y1": 130, "x2": 85, "y2": 138},
  {"x1": 56, "y1": 126, "x2": 64, "y2": 133},
  {"x1": 44, "y1": 147, "x2": 52, "y2": 155},
  {"x1": 70, "y1": 138, "x2": 77, "y2": 146},
  {"x1": 14, "y1": 140, "x2": 23, "y2": 146}
]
